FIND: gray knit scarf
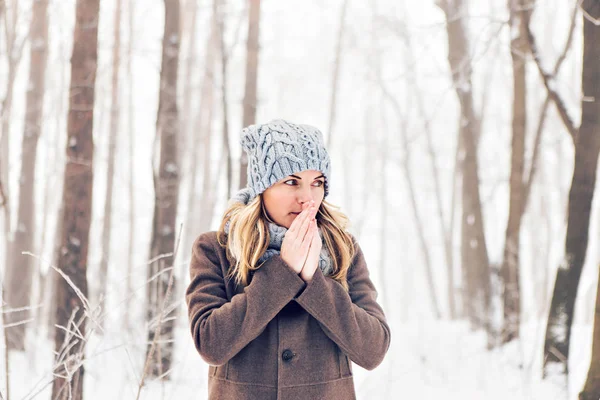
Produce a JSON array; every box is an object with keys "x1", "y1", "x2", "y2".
[{"x1": 225, "y1": 188, "x2": 333, "y2": 276}]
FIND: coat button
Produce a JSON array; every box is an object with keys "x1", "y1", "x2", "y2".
[{"x1": 282, "y1": 349, "x2": 295, "y2": 362}]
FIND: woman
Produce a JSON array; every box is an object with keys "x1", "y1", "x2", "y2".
[{"x1": 186, "y1": 119, "x2": 391, "y2": 400}]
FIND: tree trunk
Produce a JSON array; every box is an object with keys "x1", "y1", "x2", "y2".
[
  {"x1": 36, "y1": 50, "x2": 65, "y2": 334},
  {"x1": 97, "y1": 0, "x2": 122, "y2": 327},
  {"x1": 0, "y1": 0, "x2": 7, "y2": 238},
  {"x1": 0, "y1": 1, "x2": 5, "y2": 34},
  {"x1": 580, "y1": 263, "x2": 600, "y2": 400},
  {"x1": 380, "y1": 85, "x2": 441, "y2": 318},
  {"x1": 38, "y1": 23, "x2": 69, "y2": 338},
  {"x1": 500, "y1": 0, "x2": 530, "y2": 344},
  {"x1": 544, "y1": 0, "x2": 600, "y2": 379},
  {"x1": 3, "y1": 0, "x2": 48, "y2": 350},
  {"x1": 397, "y1": 17, "x2": 456, "y2": 319},
  {"x1": 145, "y1": 0, "x2": 180, "y2": 379},
  {"x1": 215, "y1": 0, "x2": 232, "y2": 200},
  {"x1": 124, "y1": 0, "x2": 135, "y2": 333},
  {"x1": 180, "y1": 0, "x2": 198, "y2": 169},
  {"x1": 185, "y1": 11, "x2": 217, "y2": 249},
  {"x1": 1, "y1": 2, "x2": 26, "y2": 295},
  {"x1": 325, "y1": 0, "x2": 348, "y2": 151},
  {"x1": 439, "y1": 0, "x2": 491, "y2": 333},
  {"x1": 377, "y1": 105, "x2": 389, "y2": 315},
  {"x1": 46, "y1": 202, "x2": 63, "y2": 339},
  {"x1": 239, "y1": 0, "x2": 261, "y2": 189},
  {"x1": 51, "y1": 0, "x2": 100, "y2": 397}
]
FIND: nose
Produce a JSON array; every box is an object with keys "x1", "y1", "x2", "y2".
[{"x1": 297, "y1": 185, "x2": 312, "y2": 205}]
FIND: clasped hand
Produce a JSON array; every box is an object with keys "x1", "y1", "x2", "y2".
[{"x1": 280, "y1": 200, "x2": 322, "y2": 282}]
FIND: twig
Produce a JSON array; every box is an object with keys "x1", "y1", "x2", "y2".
[
  {"x1": 522, "y1": 2, "x2": 579, "y2": 211},
  {"x1": 524, "y1": 6, "x2": 579, "y2": 143},
  {"x1": 580, "y1": 1, "x2": 600, "y2": 25},
  {"x1": 136, "y1": 223, "x2": 183, "y2": 398},
  {"x1": 0, "y1": 177, "x2": 6, "y2": 207}
]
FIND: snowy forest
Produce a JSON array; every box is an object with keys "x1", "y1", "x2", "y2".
[{"x1": 1, "y1": 0, "x2": 600, "y2": 399}]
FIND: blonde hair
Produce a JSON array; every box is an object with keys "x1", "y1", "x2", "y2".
[{"x1": 217, "y1": 195, "x2": 355, "y2": 291}]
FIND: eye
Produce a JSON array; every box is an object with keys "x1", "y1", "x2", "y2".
[
  {"x1": 313, "y1": 180, "x2": 324, "y2": 187},
  {"x1": 284, "y1": 179, "x2": 297, "y2": 186}
]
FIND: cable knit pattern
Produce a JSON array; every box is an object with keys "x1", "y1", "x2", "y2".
[{"x1": 240, "y1": 119, "x2": 331, "y2": 200}]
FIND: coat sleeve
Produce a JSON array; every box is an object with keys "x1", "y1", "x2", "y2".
[
  {"x1": 186, "y1": 232, "x2": 306, "y2": 366},
  {"x1": 294, "y1": 238, "x2": 391, "y2": 370}
]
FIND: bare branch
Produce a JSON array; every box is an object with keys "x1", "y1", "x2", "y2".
[
  {"x1": 580, "y1": 1, "x2": 600, "y2": 25},
  {"x1": 525, "y1": 10, "x2": 578, "y2": 142},
  {"x1": 435, "y1": 0, "x2": 449, "y2": 13},
  {"x1": 0, "y1": 175, "x2": 5, "y2": 207},
  {"x1": 136, "y1": 223, "x2": 183, "y2": 398},
  {"x1": 2, "y1": 317, "x2": 33, "y2": 329},
  {"x1": 522, "y1": 2, "x2": 579, "y2": 210}
]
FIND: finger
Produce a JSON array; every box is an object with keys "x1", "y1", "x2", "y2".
[
  {"x1": 301, "y1": 220, "x2": 315, "y2": 249},
  {"x1": 290, "y1": 202, "x2": 314, "y2": 239},
  {"x1": 296, "y1": 210, "x2": 315, "y2": 248},
  {"x1": 312, "y1": 222, "x2": 319, "y2": 243},
  {"x1": 288, "y1": 201, "x2": 313, "y2": 235},
  {"x1": 298, "y1": 204, "x2": 319, "y2": 243}
]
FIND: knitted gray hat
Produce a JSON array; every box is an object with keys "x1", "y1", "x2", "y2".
[{"x1": 236, "y1": 119, "x2": 331, "y2": 203}]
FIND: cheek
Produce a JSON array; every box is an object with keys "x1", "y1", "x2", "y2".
[
  {"x1": 313, "y1": 188, "x2": 325, "y2": 202},
  {"x1": 265, "y1": 191, "x2": 295, "y2": 214}
]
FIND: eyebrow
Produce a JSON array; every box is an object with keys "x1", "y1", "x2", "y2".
[{"x1": 290, "y1": 174, "x2": 325, "y2": 180}]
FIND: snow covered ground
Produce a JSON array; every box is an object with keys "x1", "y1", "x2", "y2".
[{"x1": 5, "y1": 316, "x2": 587, "y2": 399}]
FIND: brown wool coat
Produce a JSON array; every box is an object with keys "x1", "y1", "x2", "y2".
[{"x1": 186, "y1": 231, "x2": 391, "y2": 400}]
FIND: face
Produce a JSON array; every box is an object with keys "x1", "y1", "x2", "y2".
[{"x1": 261, "y1": 169, "x2": 326, "y2": 228}]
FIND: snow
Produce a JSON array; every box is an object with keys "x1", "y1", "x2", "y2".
[
  {"x1": 1, "y1": 0, "x2": 595, "y2": 399},
  {"x1": 5, "y1": 318, "x2": 586, "y2": 399}
]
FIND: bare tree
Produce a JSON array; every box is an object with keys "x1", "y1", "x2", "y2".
[
  {"x1": 325, "y1": 0, "x2": 348, "y2": 150},
  {"x1": 375, "y1": 98, "x2": 390, "y2": 315},
  {"x1": 526, "y1": 0, "x2": 600, "y2": 380},
  {"x1": 580, "y1": 263, "x2": 600, "y2": 400},
  {"x1": 437, "y1": 0, "x2": 492, "y2": 334},
  {"x1": 51, "y1": 0, "x2": 100, "y2": 397},
  {"x1": 239, "y1": 0, "x2": 261, "y2": 189},
  {"x1": 215, "y1": 0, "x2": 232, "y2": 200},
  {"x1": 180, "y1": 0, "x2": 199, "y2": 165},
  {"x1": 185, "y1": 9, "x2": 218, "y2": 248},
  {"x1": 145, "y1": 0, "x2": 181, "y2": 379},
  {"x1": 501, "y1": 0, "x2": 578, "y2": 345},
  {"x1": 97, "y1": 0, "x2": 122, "y2": 326},
  {"x1": 0, "y1": 1, "x2": 5, "y2": 30},
  {"x1": 500, "y1": 0, "x2": 530, "y2": 344},
  {"x1": 372, "y1": 7, "x2": 441, "y2": 318},
  {"x1": 178, "y1": 0, "x2": 200, "y2": 241},
  {"x1": 383, "y1": 11, "x2": 458, "y2": 319},
  {"x1": 1, "y1": 0, "x2": 27, "y2": 290},
  {"x1": 124, "y1": 0, "x2": 136, "y2": 333},
  {"x1": 41, "y1": 18, "x2": 70, "y2": 340},
  {"x1": 4, "y1": 0, "x2": 48, "y2": 351}
]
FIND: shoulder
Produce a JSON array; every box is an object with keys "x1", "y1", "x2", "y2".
[
  {"x1": 194, "y1": 231, "x2": 219, "y2": 246},
  {"x1": 345, "y1": 233, "x2": 367, "y2": 269},
  {"x1": 192, "y1": 231, "x2": 226, "y2": 259},
  {"x1": 345, "y1": 232, "x2": 361, "y2": 255}
]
